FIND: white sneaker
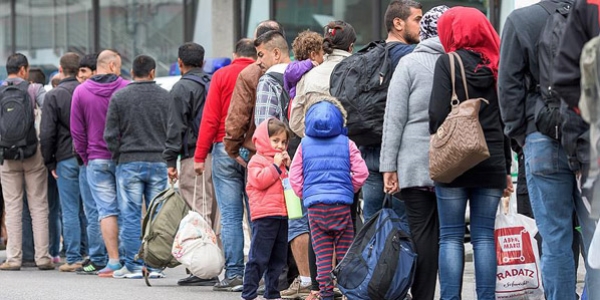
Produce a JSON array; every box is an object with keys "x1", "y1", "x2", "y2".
[
  {"x1": 148, "y1": 270, "x2": 166, "y2": 279},
  {"x1": 112, "y1": 266, "x2": 143, "y2": 279}
]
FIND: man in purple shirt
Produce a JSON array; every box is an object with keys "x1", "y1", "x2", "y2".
[{"x1": 70, "y1": 49, "x2": 129, "y2": 277}]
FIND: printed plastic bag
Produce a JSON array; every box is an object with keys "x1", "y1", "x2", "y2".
[
  {"x1": 495, "y1": 199, "x2": 544, "y2": 300},
  {"x1": 172, "y1": 210, "x2": 224, "y2": 279}
]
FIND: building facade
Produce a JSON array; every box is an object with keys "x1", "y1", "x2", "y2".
[{"x1": 0, "y1": 0, "x2": 524, "y2": 80}]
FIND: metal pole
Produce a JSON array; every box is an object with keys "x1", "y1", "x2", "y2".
[
  {"x1": 373, "y1": 0, "x2": 382, "y2": 41},
  {"x1": 10, "y1": 0, "x2": 16, "y2": 53},
  {"x1": 93, "y1": 0, "x2": 100, "y2": 53}
]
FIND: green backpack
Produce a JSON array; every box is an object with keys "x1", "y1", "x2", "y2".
[{"x1": 136, "y1": 186, "x2": 190, "y2": 285}]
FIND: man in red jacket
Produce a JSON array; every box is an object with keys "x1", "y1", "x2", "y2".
[{"x1": 191, "y1": 39, "x2": 256, "y2": 289}]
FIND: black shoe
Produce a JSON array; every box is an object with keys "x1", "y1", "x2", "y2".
[
  {"x1": 177, "y1": 275, "x2": 218, "y2": 286},
  {"x1": 213, "y1": 275, "x2": 244, "y2": 292},
  {"x1": 76, "y1": 259, "x2": 105, "y2": 275}
]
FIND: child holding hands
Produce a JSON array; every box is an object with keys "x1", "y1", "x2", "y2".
[
  {"x1": 289, "y1": 93, "x2": 368, "y2": 300},
  {"x1": 242, "y1": 118, "x2": 291, "y2": 300}
]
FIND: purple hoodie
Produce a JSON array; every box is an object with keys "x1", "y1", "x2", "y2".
[
  {"x1": 283, "y1": 59, "x2": 315, "y2": 99},
  {"x1": 70, "y1": 75, "x2": 129, "y2": 164}
]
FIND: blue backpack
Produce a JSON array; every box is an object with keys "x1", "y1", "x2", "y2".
[{"x1": 333, "y1": 196, "x2": 417, "y2": 300}]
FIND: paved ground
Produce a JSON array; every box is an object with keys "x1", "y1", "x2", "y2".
[{"x1": 0, "y1": 248, "x2": 587, "y2": 300}]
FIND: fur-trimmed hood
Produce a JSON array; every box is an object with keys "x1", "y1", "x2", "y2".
[{"x1": 303, "y1": 92, "x2": 348, "y2": 138}]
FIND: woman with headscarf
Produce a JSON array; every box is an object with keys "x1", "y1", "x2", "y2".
[
  {"x1": 380, "y1": 6, "x2": 448, "y2": 300},
  {"x1": 428, "y1": 7, "x2": 513, "y2": 300}
]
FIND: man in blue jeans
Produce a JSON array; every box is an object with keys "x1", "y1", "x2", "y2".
[
  {"x1": 40, "y1": 52, "x2": 88, "y2": 272},
  {"x1": 71, "y1": 49, "x2": 129, "y2": 277},
  {"x1": 193, "y1": 39, "x2": 256, "y2": 288},
  {"x1": 105, "y1": 55, "x2": 169, "y2": 279}
]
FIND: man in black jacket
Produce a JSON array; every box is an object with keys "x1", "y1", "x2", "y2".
[
  {"x1": 40, "y1": 52, "x2": 99, "y2": 273},
  {"x1": 552, "y1": 1, "x2": 600, "y2": 298},
  {"x1": 163, "y1": 43, "x2": 217, "y2": 285}
]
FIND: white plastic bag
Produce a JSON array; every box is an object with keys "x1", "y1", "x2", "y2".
[
  {"x1": 172, "y1": 210, "x2": 224, "y2": 279},
  {"x1": 494, "y1": 199, "x2": 544, "y2": 300},
  {"x1": 589, "y1": 223, "x2": 600, "y2": 269}
]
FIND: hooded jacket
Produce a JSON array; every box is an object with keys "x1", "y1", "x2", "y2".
[
  {"x1": 246, "y1": 118, "x2": 288, "y2": 221},
  {"x1": 70, "y1": 74, "x2": 129, "y2": 165},
  {"x1": 380, "y1": 37, "x2": 444, "y2": 189},
  {"x1": 289, "y1": 96, "x2": 368, "y2": 207},
  {"x1": 498, "y1": 1, "x2": 568, "y2": 146},
  {"x1": 429, "y1": 50, "x2": 512, "y2": 189},
  {"x1": 290, "y1": 49, "x2": 351, "y2": 137},
  {"x1": 40, "y1": 77, "x2": 80, "y2": 170}
]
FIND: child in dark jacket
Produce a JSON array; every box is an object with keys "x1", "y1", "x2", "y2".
[
  {"x1": 242, "y1": 118, "x2": 291, "y2": 300},
  {"x1": 289, "y1": 94, "x2": 368, "y2": 300},
  {"x1": 283, "y1": 30, "x2": 325, "y2": 114}
]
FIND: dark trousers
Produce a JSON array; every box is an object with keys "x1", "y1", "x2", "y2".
[
  {"x1": 242, "y1": 217, "x2": 288, "y2": 300},
  {"x1": 308, "y1": 204, "x2": 354, "y2": 300},
  {"x1": 400, "y1": 188, "x2": 439, "y2": 300}
]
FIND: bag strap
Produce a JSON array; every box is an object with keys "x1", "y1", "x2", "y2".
[
  {"x1": 192, "y1": 174, "x2": 208, "y2": 218},
  {"x1": 449, "y1": 52, "x2": 470, "y2": 100}
]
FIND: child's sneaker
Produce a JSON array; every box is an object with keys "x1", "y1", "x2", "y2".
[
  {"x1": 97, "y1": 262, "x2": 122, "y2": 278},
  {"x1": 305, "y1": 291, "x2": 322, "y2": 300},
  {"x1": 112, "y1": 266, "x2": 143, "y2": 279}
]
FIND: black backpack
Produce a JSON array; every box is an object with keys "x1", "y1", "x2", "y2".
[
  {"x1": 0, "y1": 81, "x2": 38, "y2": 163},
  {"x1": 265, "y1": 72, "x2": 300, "y2": 158},
  {"x1": 330, "y1": 41, "x2": 398, "y2": 147},
  {"x1": 535, "y1": 0, "x2": 572, "y2": 140},
  {"x1": 181, "y1": 73, "x2": 211, "y2": 156}
]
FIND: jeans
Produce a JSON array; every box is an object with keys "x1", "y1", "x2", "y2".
[
  {"x1": 211, "y1": 142, "x2": 248, "y2": 278},
  {"x1": 242, "y1": 217, "x2": 288, "y2": 300},
  {"x1": 80, "y1": 165, "x2": 107, "y2": 266},
  {"x1": 86, "y1": 159, "x2": 118, "y2": 220},
  {"x1": 56, "y1": 158, "x2": 84, "y2": 264},
  {"x1": 359, "y1": 146, "x2": 407, "y2": 222},
  {"x1": 47, "y1": 173, "x2": 61, "y2": 257},
  {"x1": 524, "y1": 132, "x2": 600, "y2": 300},
  {"x1": 117, "y1": 161, "x2": 167, "y2": 271},
  {"x1": 435, "y1": 186, "x2": 501, "y2": 300}
]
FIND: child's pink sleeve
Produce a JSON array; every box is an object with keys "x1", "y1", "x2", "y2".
[
  {"x1": 289, "y1": 146, "x2": 304, "y2": 198},
  {"x1": 349, "y1": 140, "x2": 368, "y2": 192}
]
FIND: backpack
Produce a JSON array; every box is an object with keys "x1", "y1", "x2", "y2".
[
  {"x1": 136, "y1": 186, "x2": 191, "y2": 286},
  {"x1": 181, "y1": 73, "x2": 211, "y2": 155},
  {"x1": 265, "y1": 72, "x2": 301, "y2": 158},
  {"x1": 333, "y1": 196, "x2": 417, "y2": 300},
  {"x1": 0, "y1": 81, "x2": 38, "y2": 163},
  {"x1": 535, "y1": 0, "x2": 572, "y2": 140},
  {"x1": 329, "y1": 41, "x2": 398, "y2": 147}
]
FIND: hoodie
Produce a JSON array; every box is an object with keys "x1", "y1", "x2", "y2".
[
  {"x1": 289, "y1": 97, "x2": 368, "y2": 207},
  {"x1": 246, "y1": 118, "x2": 288, "y2": 221},
  {"x1": 70, "y1": 74, "x2": 129, "y2": 164},
  {"x1": 380, "y1": 37, "x2": 444, "y2": 189},
  {"x1": 429, "y1": 50, "x2": 512, "y2": 189}
]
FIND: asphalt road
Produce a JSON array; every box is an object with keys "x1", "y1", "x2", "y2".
[{"x1": 0, "y1": 247, "x2": 586, "y2": 300}]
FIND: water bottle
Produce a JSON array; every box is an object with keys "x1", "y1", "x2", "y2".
[{"x1": 282, "y1": 177, "x2": 302, "y2": 219}]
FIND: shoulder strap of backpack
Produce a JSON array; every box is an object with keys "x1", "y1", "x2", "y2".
[{"x1": 265, "y1": 72, "x2": 291, "y2": 123}]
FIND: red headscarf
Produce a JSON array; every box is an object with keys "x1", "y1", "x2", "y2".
[{"x1": 437, "y1": 7, "x2": 500, "y2": 79}]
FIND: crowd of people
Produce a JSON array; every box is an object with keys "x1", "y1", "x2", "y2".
[{"x1": 0, "y1": 0, "x2": 599, "y2": 300}]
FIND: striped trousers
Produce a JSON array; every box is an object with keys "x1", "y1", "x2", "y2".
[{"x1": 307, "y1": 204, "x2": 354, "y2": 300}]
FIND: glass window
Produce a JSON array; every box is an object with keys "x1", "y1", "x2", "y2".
[
  {"x1": 11, "y1": 0, "x2": 93, "y2": 82},
  {"x1": 99, "y1": 0, "x2": 184, "y2": 77},
  {"x1": 0, "y1": 0, "x2": 11, "y2": 81},
  {"x1": 272, "y1": 0, "x2": 375, "y2": 49}
]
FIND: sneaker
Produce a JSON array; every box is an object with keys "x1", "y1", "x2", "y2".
[
  {"x1": 213, "y1": 275, "x2": 244, "y2": 292},
  {"x1": 52, "y1": 256, "x2": 61, "y2": 264},
  {"x1": 97, "y1": 263, "x2": 122, "y2": 278},
  {"x1": 281, "y1": 277, "x2": 311, "y2": 299},
  {"x1": 0, "y1": 262, "x2": 21, "y2": 271},
  {"x1": 59, "y1": 261, "x2": 83, "y2": 272},
  {"x1": 148, "y1": 269, "x2": 166, "y2": 279},
  {"x1": 77, "y1": 259, "x2": 105, "y2": 275},
  {"x1": 112, "y1": 266, "x2": 143, "y2": 279}
]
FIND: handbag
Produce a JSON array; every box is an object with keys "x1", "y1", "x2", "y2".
[{"x1": 429, "y1": 52, "x2": 490, "y2": 183}]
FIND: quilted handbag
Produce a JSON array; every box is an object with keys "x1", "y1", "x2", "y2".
[{"x1": 429, "y1": 52, "x2": 490, "y2": 183}]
